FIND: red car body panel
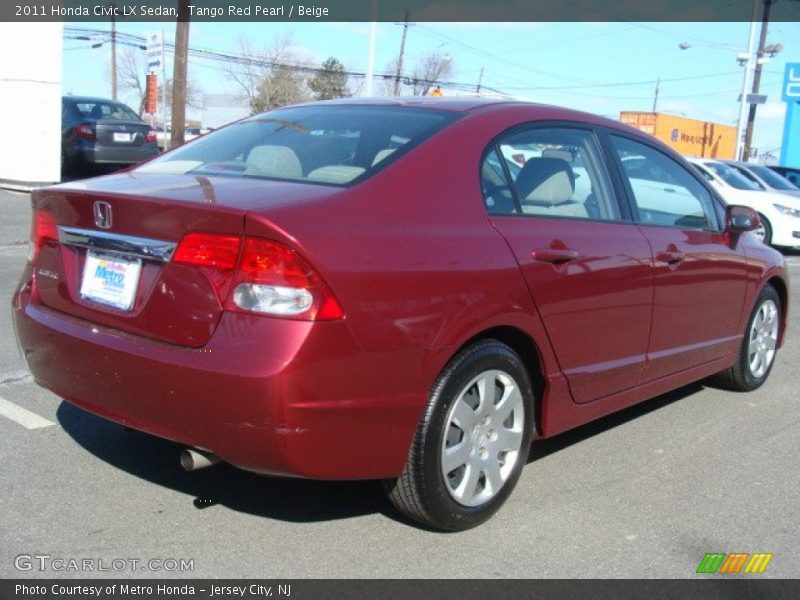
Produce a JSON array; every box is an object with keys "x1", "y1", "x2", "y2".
[{"x1": 12, "y1": 99, "x2": 789, "y2": 480}]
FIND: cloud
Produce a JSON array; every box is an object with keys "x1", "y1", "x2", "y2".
[{"x1": 757, "y1": 102, "x2": 786, "y2": 121}]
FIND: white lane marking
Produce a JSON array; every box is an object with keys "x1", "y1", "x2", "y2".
[{"x1": 0, "y1": 396, "x2": 54, "y2": 429}]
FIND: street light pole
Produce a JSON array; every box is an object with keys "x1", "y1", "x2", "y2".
[{"x1": 736, "y1": 11, "x2": 758, "y2": 161}]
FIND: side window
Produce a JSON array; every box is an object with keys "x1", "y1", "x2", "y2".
[
  {"x1": 482, "y1": 127, "x2": 620, "y2": 221},
  {"x1": 480, "y1": 149, "x2": 517, "y2": 214},
  {"x1": 610, "y1": 136, "x2": 721, "y2": 231}
]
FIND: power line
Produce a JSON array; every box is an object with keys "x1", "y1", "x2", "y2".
[{"x1": 63, "y1": 27, "x2": 510, "y2": 97}]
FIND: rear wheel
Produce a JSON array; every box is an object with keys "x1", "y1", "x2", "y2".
[
  {"x1": 710, "y1": 285, "x2": 780, "y2": 391},
  {"x1": 384, "y1": 339, "x2": 534, "y2": 531}
]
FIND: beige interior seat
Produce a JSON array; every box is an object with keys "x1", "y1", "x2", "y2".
[
  {"x1": 515, "y1": 157, "x2": 587, "y2": 218},
  {"x1": 372, "y1": 148, "x2": 396, "y2": 166},
  {"x1": 306, "y1": 166, "x2": 366, "y2": 184},
  {"x1": 246, "y1": 145, "x2": 303, "y2": 179}
]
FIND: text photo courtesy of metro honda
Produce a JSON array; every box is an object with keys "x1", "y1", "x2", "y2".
[{"x1": 13, "y1": 98, "x2": 788, "y2": 531}]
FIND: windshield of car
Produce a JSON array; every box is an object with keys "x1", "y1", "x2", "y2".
[
  {"x1": 71, "y1": 101, "x2": 141, "y2": 122},
  {"x1": 701, "y1": 161, "x2": 761, "y2": 191},
  {"x1": 747, "y1": 164, "x2": 799, "y2": 190},
  {"x1": 136, "y1": 105, "x2": 459, "y2": 185}
]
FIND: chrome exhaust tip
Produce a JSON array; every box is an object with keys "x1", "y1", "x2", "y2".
[{"x1": 180, "y1": 448, "x2": 220, "y2": 471}]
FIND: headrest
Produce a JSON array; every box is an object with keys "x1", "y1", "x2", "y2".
[
  {"x1": 306, "y1": 165, "x2": 366, "y2": 184},
  {"x1": 246, "y1": 145, "x2": 303, "y2": 179},
  {"x1": 372, "y1": 148, "x2": 396, "y2": 166},
  {"x1": 516, "y1": 157, "x2": 575, "y2": 205}
]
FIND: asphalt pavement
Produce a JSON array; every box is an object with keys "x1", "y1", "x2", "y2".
[{"x1": 1, "y1": 187, "x2": 798, "y2": 579}]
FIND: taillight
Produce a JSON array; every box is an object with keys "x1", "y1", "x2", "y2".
[
  {"x1": 74, "y1": 124, "x2": 96, "y2": 140},
  {"x1": 172, "y1": 233, "x2": 241, "y2": 298},
  {"x1": 146, "y1": 129, "x2": 157, "y2": 143},
  {"x1": 29, "y1": 209, "x2": 58, "y2": 263},
  {"x1": 172, "y1": 233, "x2": 344, "y2": 321}
]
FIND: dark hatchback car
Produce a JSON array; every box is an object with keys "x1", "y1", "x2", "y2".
[
  {"x1": 14, "y1": 99, "x2": 788, "y2": 530},
  {"x1": 61, "y1": 96, "x2": 160, "y2": 174}
]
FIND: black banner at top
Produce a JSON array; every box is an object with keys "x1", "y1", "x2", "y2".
[{"x1": 4, "y1": 0, "x2": 800, "y2": 22}]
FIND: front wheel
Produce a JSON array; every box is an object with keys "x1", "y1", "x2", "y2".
[
  {"x1": 710, "y1": 285, "x2": 781, "y2": 391},
  {"x1": 753, "y1": 215, "x2": 772, "y2": 246},
  {"x1": 384, "y1": 340, "x2": 535, "y2": 531}
]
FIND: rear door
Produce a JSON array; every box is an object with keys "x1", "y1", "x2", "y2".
[
  {"x1": 484, "y1": 125, "x2": 654, "y2": 404},
  {"x1": 604, "y1": 133, "x2": 748, "y2": 381}
]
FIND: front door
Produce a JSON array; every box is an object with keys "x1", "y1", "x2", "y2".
[{"x1": 605, "y1": 133, "x2": 749, "y2": 381}]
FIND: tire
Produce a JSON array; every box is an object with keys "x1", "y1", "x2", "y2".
[
  {"x1": 384, "y1": 339, "x2": 535, "y2": 531},
  {"x1": 754, "y1": 215, "x2": 772, "y2": 246},
  {"x1": 710, "y1": 285, "x2": 781, "y2": 392}
]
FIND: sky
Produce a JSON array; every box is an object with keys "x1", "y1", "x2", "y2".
[{"x1": 61, "y1": 15, "x2": 800, "y2": 162}]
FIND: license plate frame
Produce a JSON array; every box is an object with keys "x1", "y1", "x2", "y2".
[{"x1": 79, "y1": 251, "x2": 142, "y2": 311}]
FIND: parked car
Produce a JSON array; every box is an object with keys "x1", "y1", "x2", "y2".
[
  {"x1": 62, "y1": 96, "x2": 160, "y2": 174},
  {"x1": 723, "y1": 160, "x2": 800, "y2": 198},
  {"x1": 687, "y1": 156, "x2": 800, "y2": 247},
  {"x1": 15, "y1": 99, "x2": 788, "y2": 531},
  {"x1": 768, "y1": 165, "x2": 800, "y2": 187}
]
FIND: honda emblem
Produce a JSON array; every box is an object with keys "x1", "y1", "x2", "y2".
[{"x1": 93, "y1": 201, "x2": 113, "y2": 229}]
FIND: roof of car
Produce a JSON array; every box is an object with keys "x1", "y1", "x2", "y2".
[{"x1": 280, "y1": 96, "x2": 634, "y2": 131}]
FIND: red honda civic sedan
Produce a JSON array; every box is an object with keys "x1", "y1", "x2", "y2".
[{"x1": 13, "y1": 98, "x2": 788, "y2": 530}]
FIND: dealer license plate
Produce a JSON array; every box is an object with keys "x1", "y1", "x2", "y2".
[{"x1": 80, "y1": 251, "x2": 142, "y2": 311}]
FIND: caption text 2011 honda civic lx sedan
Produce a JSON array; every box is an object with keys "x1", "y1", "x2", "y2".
[{"x1": 12, "y1": 98, "x2": 788, "y2": 530}]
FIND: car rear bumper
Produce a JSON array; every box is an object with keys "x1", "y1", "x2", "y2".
[
  {"x1": 67, "y1": 142, "x2": 160, "y2": 166},
  {"x1": 12, "y1": 267, "x2": 424, "y2": 479}
]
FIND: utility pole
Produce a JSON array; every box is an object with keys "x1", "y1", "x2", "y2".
[
  {"x1": 652, "y1": 77, "x2": 660, "y2": 112},
  {"x1": 170, "y1": 0, "x2": 190, "y2": 148},
  {"x1": 742, "y1": 0, "x2": 775, "y2": 162},
  {"x1": 393, "y1": 11, "x2": 410, "y2": 96},
  {"x1": 110, "y1": 6, "x2": 117, "y2": 100},
  {"x1": 477, "y1": 67, "x2": 484, "y2": 94}
]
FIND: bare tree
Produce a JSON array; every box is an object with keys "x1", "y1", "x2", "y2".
[
  {"x1": 380, "y1": 53, "x2": 453, "y2": 97},
  {"x1": 251, "y1": 67, "x2": 310, "y2": 112},
  {"x1": 380, "y1": 57, "x2": 402, "y2": 96},
  {"x1": 117, "y1": 47, "x2": 148, "y2": 113},
  {"x1": 411, "y1": 53, "x2": 454, "y2": 96},
  {"x1": 224, "y1": 34, "x2": 312, "y2": 113},
  {"x1": 117, "y1": 47, "x2": 202, "y2": 118}
]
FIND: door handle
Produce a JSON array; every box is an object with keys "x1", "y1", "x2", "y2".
[
  {"x1": 532, "y1": 248, "x2": 580, "y2": 264},
  {"x1": 656, "y1": 250, "x2": 685, "y2": 265}
]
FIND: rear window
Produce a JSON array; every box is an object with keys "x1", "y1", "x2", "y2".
[
  {"x1": 70, "y1": 101, "x2": 140, "y2": 122},
  {"x1": 136, "y1": 105, "x2": 458, "y2": 185}
]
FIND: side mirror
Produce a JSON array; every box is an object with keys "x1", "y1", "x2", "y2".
[{"x1": 726, "y1": 205, "x2": 761, "y2": 233}]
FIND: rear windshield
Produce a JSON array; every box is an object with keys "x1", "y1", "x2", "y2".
[
  {"x1": 135, "y1": 105, "x2": 458, "y2": 185},
  {"x1": 70, "y1": 100, "x2": 140, "y2": 122}
]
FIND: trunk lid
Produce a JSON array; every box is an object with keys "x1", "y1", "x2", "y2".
[
  {"x1": 31, "y1": 172, "x2": 339, "y2": 347},
  {"x1": 94, "y1": 118, "x2": 152, "y2": 147}
]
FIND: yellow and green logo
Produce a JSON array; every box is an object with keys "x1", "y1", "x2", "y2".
[{"x1": 696, "y1": 552, "x2": 773, "y2": 574}]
